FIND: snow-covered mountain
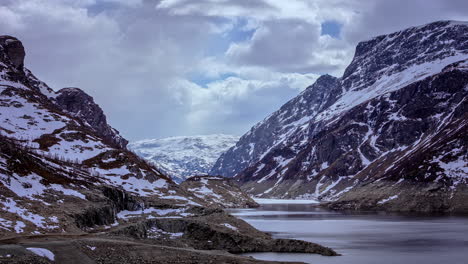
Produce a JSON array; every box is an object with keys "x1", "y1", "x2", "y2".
[
  {"x1": 0, "y1": 35, "x2": 209, "y2": 235},
  {"x1": 129, "y1": 134, "x2": 239, "y2": 183},
  {"x1": 211, "y1": 20, "x2": 468, "y2": 213}
]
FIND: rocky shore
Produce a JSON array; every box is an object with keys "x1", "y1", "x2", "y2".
[{"x1": 0, "y1": 200, "x2": 337, "y2": 264}]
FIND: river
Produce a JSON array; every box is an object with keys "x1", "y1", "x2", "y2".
[{"x1": 228, "y1": 200, "x2": 468, "y2": 264}]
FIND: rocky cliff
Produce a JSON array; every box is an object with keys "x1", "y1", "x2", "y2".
[
  {"x1": 55, "y1": 87, "x2": 128, "y2": 149},
  {"x1": 0, "y1": 34, "x2": 203, "y2": 235},
  {"x1": 211, "y1": 21, "x2": 468, "y2": 213}
]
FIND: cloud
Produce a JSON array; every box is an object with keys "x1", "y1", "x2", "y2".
[
  {"x1": 0, "y1": 0, "x2": 225, "y2": 139},
  {"x1": 157, "y1": 0, "x2": 275, "y2": 18},
  {"x1": 170, "y1": 71, "x2": 319, "y2": 136},
  {"x1": 225, "y1": 19, "x2": 350, "y2": 75},
  {"x1": 1, "y1": 0, "x2": 466, "y2": 141},
  {"x1": 342, "y1": 0, "x2": 468, "y2": 44}
]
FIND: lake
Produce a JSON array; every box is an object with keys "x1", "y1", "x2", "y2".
[{"x1": 228, "y1": 200, "x2": 468, "y2": 264}]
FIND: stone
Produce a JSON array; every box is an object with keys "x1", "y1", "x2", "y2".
[{"x1": 0, "y1": 35, "x2": 25, "y2": 69}]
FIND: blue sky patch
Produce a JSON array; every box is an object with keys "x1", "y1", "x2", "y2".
[
  {"x1": 190, "y1": 72, "x2": 238, "y2": 87},
  {"x1": 205, "y1": 18, "x2": 256, "y2": 56},
  {"x1": 321, "y1": 21, "x2": 342, "y2": 38}
]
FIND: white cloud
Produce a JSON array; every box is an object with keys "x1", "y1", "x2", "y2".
[
  {"x1": 225, "y1": 19, "x2": 351, "y2": 75},
  {"x1": 1, "y1": 0, "x2": 466, "y2": 141},
  {"x1": 169, "y1": 66, "x2": 319, "y2": 135}
]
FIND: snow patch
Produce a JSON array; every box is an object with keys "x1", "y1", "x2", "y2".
[
  {"x1": 26, "y1": 248, "x2": 55, "y2": 261},
  {"x1": 378, "y1": 195, "x2": 399, "y2": 204}
]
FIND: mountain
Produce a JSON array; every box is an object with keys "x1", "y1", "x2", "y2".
[
  {"x1": 211, "y1": 20, "x2": 468, "y2": 213},
  {"x1": 0, "y1": 35, "x2": 339, "y2": 262},
  {"x1": 0, "y1": 34, "x2": 202, "y2": 234},
  {"x1": 129, "y1": 134, "x2": 239, "y2": 183}
]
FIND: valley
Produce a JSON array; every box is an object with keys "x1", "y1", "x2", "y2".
[{"x1": 0, "y1": 14, "x2": 467, "y2": 264}]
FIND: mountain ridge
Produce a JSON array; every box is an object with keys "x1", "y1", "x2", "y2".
[{"x1": 211, "y1": 20, "x2": 468, "y2": 212}]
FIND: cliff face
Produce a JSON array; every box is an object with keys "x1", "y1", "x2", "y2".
[
  {"x1": 0, "y1": 36, "x2": 25, "y2": 69},
  {"x1": 211, "y1": 21, "x2": 468, "y2": 212},
  {"x1": 55, "y1": 87, "x2": 128, "y2": 149},
  {"x1": 210, "y1": 75, "x2": 342, "y2": 177}
]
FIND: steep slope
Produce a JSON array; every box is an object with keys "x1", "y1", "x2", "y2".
[
  {"x1": 0, "y1": 35, "x2": 202, "y2": 235},
  {"x1": 211, "y1": 21, "x2": 468, "y2": 212},
  {"x1": 211, "y1": 75, "x2": 341, "y2": 177},
  {"x1": 55, "y1": 87, "x2": 128, "y2": 149},
  {"x1": 129, "y1": 134, "x2": 239, "y2": 183}
]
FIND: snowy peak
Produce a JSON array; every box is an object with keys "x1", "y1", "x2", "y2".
[
  {"x1": 212, "y1": 20, "x2": 468, "y2": 179},
  {"x1": 342, "y1": 20, "x2": 468, "y2": 91},
  {"x1": 129, "y1": 134, "x2": 239, "y2": 183},
  {"x1": 211, "y1": 74, "x2": 341, "y2": 177},
  {"x1": 211, "y1": 21, "x2": 468, "y2": 212}
]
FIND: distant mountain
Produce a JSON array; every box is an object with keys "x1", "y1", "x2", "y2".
[
  {"x1": 211, "y1": 21, "x2": 468, "y2": 213},
  {"x1": 129, "y1": 134, "x2": 239, "y2": 183}
]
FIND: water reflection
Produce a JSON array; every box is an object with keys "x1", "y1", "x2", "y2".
[{"x1": 228, "y1": 203, "x2": 468, "y2": 264}]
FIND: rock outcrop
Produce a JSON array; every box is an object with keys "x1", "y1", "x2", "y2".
[
  {"x1": 112, "y1": 208, "x2": 337, "y2": 256},
  {"x1": 55, "y1": 87, "x2": 128, "y2": 149},
  {"x1": 0, "y1": 36, "x2": 25, "y2": 69},
  {"x1": 180, "y1": 176, "x2": 259, "y2": 208}
]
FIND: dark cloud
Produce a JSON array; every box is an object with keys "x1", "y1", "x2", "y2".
[
  {"x1": 342, "y1": 0, "x2": 468, "y2": 45},
  {"x1": 226, "y1": 19, "x2": 321, "y2": 72}
]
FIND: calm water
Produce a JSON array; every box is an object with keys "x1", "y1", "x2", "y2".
[{"x1": 228, "y1": 203, "x2": 468, "y2": 264}]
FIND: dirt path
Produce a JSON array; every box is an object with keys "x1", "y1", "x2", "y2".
[{"x1": 0, "y1": 236, "x2": 305, "y2": 264}]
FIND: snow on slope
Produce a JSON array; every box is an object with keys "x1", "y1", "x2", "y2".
[
  {"x1": 129, "y1": 135, "x2": 239, "y2": 183},
  {"x1": 212, "y1": 20, "x2": 468, "y2": 179},
  {"x1": 0, "y1": 35, "x2": 206, "y2": 235},
  {"x1": 211, "y1": 21, "x2": 468, "y2": 212}
]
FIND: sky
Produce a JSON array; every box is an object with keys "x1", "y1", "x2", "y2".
[{"x1": 0, "y1": 0, "x2": 467, "y2": 141}]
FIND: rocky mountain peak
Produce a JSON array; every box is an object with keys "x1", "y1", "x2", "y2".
[
  {"x1": 55, "y1": 87, "x2": 129, "y2": 149},
  {"x1": 212, "y1": 21, "x2": 468, "y2": 212},
  {"x1": 0, "y1": 36, "x2": 128, "y2": 150},
  {"x1": 313, "y1": 74, "x2": 337, "y2": 85},
  {"x1": 0, "y1": 35, "x2": 25, "y2": 70},
  {"x1": 342, "y1": 20, "x2": 468, "y2": 91}
]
